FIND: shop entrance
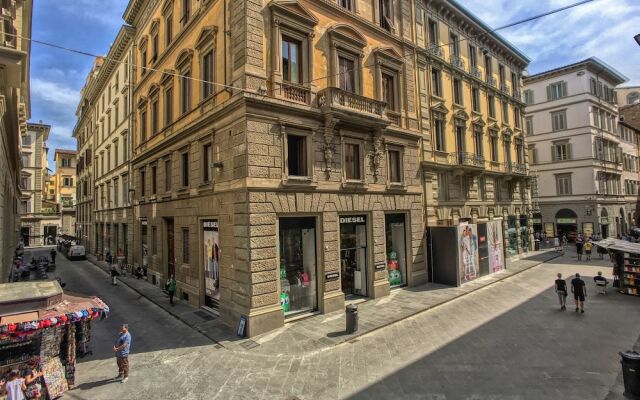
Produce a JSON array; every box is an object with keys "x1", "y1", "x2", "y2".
[
  {"x1": 166, "y1": 218, "x2": 175, "y2": 278},
  {"x1": 279, "y1": 217, "x2": 317, "y2": 316},
  {"x1": 555, "y1": 208, "x2": 578, "y2": 242},
  {"x1": 44, "y1": 225, "x2": 57, "y2": 245},
  {"x1": 20, "y1": 227, "x2": 30, "y2": 247},
  {"x1": 385, "y1": 214, "x2": 407, "y2": 288},
  {"x1": 601, "y1": 209, "x2": 609, "y2": 238},
  {"x1": 340, "y1": 215, "x2": 368, "y2": 297},
  {"x1": 202, "y1": 220, "x2": 220, "y2": 310}
]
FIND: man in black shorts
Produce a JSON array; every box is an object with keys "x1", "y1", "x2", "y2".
[{"x1": 571, "y1": 273, "x2": 587, "y2": 313}]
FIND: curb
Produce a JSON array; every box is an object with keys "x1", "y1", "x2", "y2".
[{"x1": 86, "y1": 250, "x2": 563, "y2": 354}]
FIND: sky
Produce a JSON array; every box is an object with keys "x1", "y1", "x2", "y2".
[{"x1": 30, "y1": 0, "x2": 640, "y2": 169}]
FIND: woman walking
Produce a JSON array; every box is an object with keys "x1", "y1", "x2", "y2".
[{"x1": 555, "y1": 273, "x2": 568, "y2": 310}]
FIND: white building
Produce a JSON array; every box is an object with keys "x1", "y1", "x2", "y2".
[{"x1": 524, "y1": 58, "x2": 637, "y2": 239}]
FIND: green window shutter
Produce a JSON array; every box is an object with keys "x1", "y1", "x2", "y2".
[
  {"x1": 546, "y1": 85, "x2": 552, "y2": 101},
  {"x1": 561, "y1": 81, "x2": 568, "y2": 97}
]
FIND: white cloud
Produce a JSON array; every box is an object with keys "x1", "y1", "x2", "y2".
[{"x1": 31, "y1": 78, "x2": 80, "y2": 110}]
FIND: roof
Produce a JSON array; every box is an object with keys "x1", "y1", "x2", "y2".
[
  {"x1": 54, "y1": 149, "x2": 77, "y2": 155},
  {"x1": 620, "y1": 103, "x2": 640, "y2": 131},
  {"x1": 0, "y1": 281, "x2": 62, "y2": 305},
  {"x1": 524, "y1": 57, "x2": 629, "y2": 85}
]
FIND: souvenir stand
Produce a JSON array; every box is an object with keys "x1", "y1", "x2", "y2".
[
  {"x1": 595, "y1": 238, "x2": 640, "y2": 295},
  {"x1": 0, "y1": 281, "x2": 108, "y2": 399}
]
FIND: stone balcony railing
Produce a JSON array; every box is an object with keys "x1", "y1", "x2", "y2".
[
  {"x1": 281, "y1": 82, "x2": 311, "y2": 104},
  {"x1": 513, "y1": 90, "x2": 522, "y2": 101},
  {"x1": 450, "y1": 55, "x2": 465, "y2": 71},
  {"x1": 470, "y1": 66, "x2": 482, "y2": 79},
  {"x1": 317, "y1": 87, "x2": 386, "y2": 118},
  {"x1": 428, "y1": 43, "x2": 443, "y2": 58},
  {"x1": 486, "y1": 76, "x2": 497, "y2": 88},
  {"x1": 508, "y1": 162, "x2": 527, "y2": 175},
  {"x1": 500, "y1": 84, "x2": 510, "y2": 95},
  {"x1": 449, "y1": 152, "x2": 485, "y2": 168}
]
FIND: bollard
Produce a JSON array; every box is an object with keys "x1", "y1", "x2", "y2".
[{"x1": 345, "y1": 304, "x2": 358, "y2": 334}]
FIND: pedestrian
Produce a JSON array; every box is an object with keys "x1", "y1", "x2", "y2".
[
  {"x1": 110, "y1": 264, "x2": 120, "y2": 286},
  {"x1": 3, "y1": 370, "x2": 26, "y2": 400},
  {"x1": 584, "y1": 240, "x2": 593, "y2": 261},
  {"x1": 166, "y1": 275, "x2": 177, "y2": 306},
  {"x1": 49, "y1": 248, "x2": 56, "y2": 263},
  {"x1": 555, "y1": 273, "x2": 568, "y2": 310},
  {"x1": 106, "y1": 251, "x2": 113, "y2": 266},
  {"x1": 576, "y1": 239, "x2": 584, "y2": 261},
  {"x1": 113, "y1": 324, "x2": 131, "y2": 383},
  {"x1": 571, "y1": 273, "x2": 587, "y2": 313},
  {"x1": 562, "y1": 234, "x2": 568, "y2": 249},
  {"x1": 23, "y1": 367, "x2": 43, "y2": 399}
]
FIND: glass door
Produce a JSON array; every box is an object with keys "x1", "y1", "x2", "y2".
[
  {"x1": 385, "y1": 214, "x2": 407, "y2": 288},
  {"x1": 340, "y1": 216, "x2": 368, "y2": 297}
]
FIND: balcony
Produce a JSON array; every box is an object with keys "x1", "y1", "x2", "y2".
[
  {"x1": 449, "y1": 152, "x2": 485, "y2": 169},
  {"x1": 486, "y1": 76, "x2": 497, "y2": 88},
  {"x1": 450, "y1": 55, "x2": 465, "y2": 71},
  {"x1": 500, "y1": 84, "x2": 510, "y2": 95},
  {"x1": 513, "y1": 90, "x2": 522, "y2": 101},
  {"x1": 428, "y1": 43, "x2": 443, "y2": 58},
  {"x1": 281, "y1": 82, "x2": 310, "y2": 104},
  {"x1": 470, "y1": 66, "x2": 482, "y2": 79},
  {"x1": 317, "y1": 87, "x2": 387, "y2": 125},
  {"x1": 508, "y1": 162, "x2": 527, "y2": 175},
  {"x1": 488, "y1": 161, "x2": 503, "y2": 172}
]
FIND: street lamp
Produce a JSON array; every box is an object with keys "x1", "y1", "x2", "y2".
[{"x1": 635, "y1": 34, "x2": 640, "y2": 46}]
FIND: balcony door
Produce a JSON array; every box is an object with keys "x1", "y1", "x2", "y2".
[
  {"x1": 338, "y1": 56, "x2": 356, "y2": 93},
  {"x1": 456, "y1": 125, "x2": 466, "y2": 164}
]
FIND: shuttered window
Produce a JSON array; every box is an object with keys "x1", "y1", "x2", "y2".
[
  {"x1": 546, "y1": 81, "x2": 568, "y2": 100},
  {"x1": 551, "y1": 110, "x2": 567, "y2": 131}
]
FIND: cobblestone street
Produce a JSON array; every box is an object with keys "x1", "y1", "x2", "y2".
[{"x1": 36, "y1": 248, "x2": 640, "y2": 400}]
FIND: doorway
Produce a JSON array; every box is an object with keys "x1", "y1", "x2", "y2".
[
  {"x1": 202, "y1": 220, "x2": 220, "y2": 310},
  {"x1": 44, "y1": 226, "x2": 57, "y2": 245},
  {"x1": 20, "y1": 227, "x2": 30, "y2": 247},
  {"x1": 340, "y1": 215, "x2": 368, "y2": 297},
  {"x1": 166, "y1": 218, "x2": 175, "y2": 278},
  {"x1": 385, "y1": 214, "x2": 407, "y2": 288}
]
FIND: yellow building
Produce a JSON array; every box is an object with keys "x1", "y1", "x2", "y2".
[
  {"x1": 53, "y1": 149, "x2": 77, "y2": 236},
  {"x1": 416, "y1": 0, "x2": 532, "y2": 257}
]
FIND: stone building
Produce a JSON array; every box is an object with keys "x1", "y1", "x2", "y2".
[
  {"x1": 0, "y1": 0, "x2": 32, "y2": 281},
  {"x1": 19, "y1": 122, "x2": 59, "y2": 246},
  {"x1": 616, "y1": 86, "x2": 640, "y2": 106},
  {"x1": 73, "y1": 58, "x2": 104, "y2": 251},
  {"x1": 85, "y1": 27, "x2": 135, "y2": 261},
  {"x1": 125, "y1": 0, "x2": 424, "y2": 336},
  {"x1": 415, "y1": 0, "x2": 532, "y2": 258},
  {"x1": 524, "y1": 58, "x2": 631, "y2": 239},
  {"x1": 53, "y1": 149, "x2": 77, "y2": 237}
]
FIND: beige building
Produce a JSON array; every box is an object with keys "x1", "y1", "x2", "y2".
[
  {"x1": 0, "y1": 0, "x2": 32, "y2": 281},
  {"x1": 19, "y1": 122, "x2": 58, "y2": 246},
  {"x1": 415, "y1": 0, "x2": 532, "y2": 258},
  {"x1": 617, "y1": 86, "x2": 640, "y2": 106},
  {"x1": 53, "y1": 149, "x2": 77, "y2": 236}
]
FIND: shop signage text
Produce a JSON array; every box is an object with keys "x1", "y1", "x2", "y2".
[
  {"x1": 340, "y1": 216, "x2": 366, "y2": 224},
  {"x1": 374, "y1": 262, "x2": 386, "y2": 270},
  {"x1": 203, "y1": 220, "x2": 219, "y2": 229},
  {"x1": 556, "y1": 218, "x2": 577, "y2": 224},
  {"x1": 325, "y1": 272, "x2": 339, "y2": 281},
  {"x1": 140, "y1": 220, "x2": 148, "y2": 226}
]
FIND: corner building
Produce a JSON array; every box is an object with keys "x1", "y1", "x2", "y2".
[
  {"x1": 415, "y1": 0, "x2": 533, "y2": 258},
  {"x1": 127, "y1": 0, "x2": 424, "y2": 336}
]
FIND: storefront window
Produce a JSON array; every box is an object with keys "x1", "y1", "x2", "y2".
[
  {"x1": 519, "y1": 214, "x2": 529, "y2": 251},
  {"x1": 507, "y1": 216, "x2": 518, "y2": 256},
  {"x1": 279, "y1": 218, "x2": 317, "y2": 316},
  {"x1": 385, "y1": 214, "x2": 407, "y2": 287},
  {"x1": 340, "y1": 215, "x2": 368, "y2": 297},
  {"x1": 141, "y1": 221, "x2": 148, "y2": 268},
  {"x1": 202, "y1": 220, "x2": 220, "y2": 309}
]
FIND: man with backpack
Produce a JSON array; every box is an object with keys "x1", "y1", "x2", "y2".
[{"x1": 554, "y1": 273, "x2": 568, "y2": 310}]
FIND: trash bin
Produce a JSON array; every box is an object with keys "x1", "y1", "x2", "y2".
[
  {"x1": 534, "y1": 240, "x2": 540, "y2": 251},
  {"x1": 345, "y1": 304, "x2": 358, "y2": 334},
  {"x1": 620, "y1": 351, "x2": 640, "y2": 398}
]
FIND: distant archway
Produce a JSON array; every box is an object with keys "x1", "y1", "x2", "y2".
[{"x1": 555, "y1": 208, "x2": 578, "y2": 242}]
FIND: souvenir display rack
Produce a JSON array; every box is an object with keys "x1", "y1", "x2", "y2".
[{"x1": 622, "y1": 252, "x2": 640, "y2": 296}]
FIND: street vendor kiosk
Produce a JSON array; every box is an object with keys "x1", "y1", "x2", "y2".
[{"x1": 0, "y1": 281, "x2": 108, "y2": 399}]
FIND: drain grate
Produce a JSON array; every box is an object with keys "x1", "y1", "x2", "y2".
[{"x1": 193, "y1": 310, "x2": 216, "y2": 321}]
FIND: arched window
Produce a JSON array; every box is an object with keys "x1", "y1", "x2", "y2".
[{"x1": 627, "y1": 92, "x2": 640, "y2": 105}]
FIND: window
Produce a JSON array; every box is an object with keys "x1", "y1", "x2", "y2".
[
  {"x1": 165, "y1": 86, "x2": 173, "y2": 125},
  {"x1": 525, "y1": 117, "x2": 533, "y2": 136},
  {"x1": 114, "y1": 140, "x2": 119, "y2": 167},
  {"x1": 123, "y1": 135, "x2": 128, "y2": 162},
  {"x1": 140, "y1": 168, "x2": 146, "y2": 196},
  {"x1": 282, "y1": 36, "x2": 302, "y2": 84},
  {"x1": 528, "y1": 145, "x2": 538, "y2": 164},
  {"x1": 427, "y1": 19, "x2": 438, "y2": 45},
  {"x1": 484, "y1": 55, "x2": 492, "y2": 78},
  {"x1": 381, "y1": 72, "x2": 396, "y2": 110},
  {"x1": 552, "y1": 142, "x2": 571, "y2": 161},
  {"x1": 115, "y1": 102, "x2": 119, "y2": 126},
  {"x1": 20, "y1": 176, "x2": 30, "y2": 189},
  {"x1": 449, "y1": 32, "x2": 459, "y2": 56},
  {"x1": 488, "y1": 94, "x2": 495, "y2": 118},
  {"x1": 181, "y1": 0, "x2": 190, "y2": 26},
  {"x1": 498, "y1": 64, "x2": 505, "y2": 86},
  {"x1": 63, "y1": 176, "x2": 73, "y2": 186},
  {"x1": 468, "y1": 45, "x2": 477, "y2": 67},
  {"x1": 503, "y1": 140, "x2": 511, "y2": 165},
  {"x1": 21, "y1": 154, "x2": 30, "y2": 166},
  {"x1": 471, "y1": 87, "x2": 480, "y2": 112},
  {"x1": 547, "y1": 81, "x2": 567, "y2": 100},
  {"x1": 344, "y1": 142, "x2": 361, "y2": 180},
  {"x1": 388, "y1": 149, "x2": 402, "y2": 183},
  {"x1": 202, "y1": 50, "x2": 214, "y2": 99},
  {"x1": 182, "y1": 228, "x2": 190, "y2": 263},
  {"x1": 515, "y1": 141, "x2": 524, "y2": 163},
  {"x1": 181, "y1": 72, "x2": 191, "y2": 114},
  {"x1": 431, "y1": 68, "x2": 442, "y2": 97},
  {"x1": 21, "y1": 134, "x2": 31, "y2": 146},
  {"x1": 62, "y1": 158, "x2": 71, "y2": 168},
  {"x1": 453, "y1": 78, "x2": 463, "y2": 105},
  {"x1": 140, "y1": 109, "x2": 147, "y2": 141},
  {"x1": 556, "y1": 174, "x2": 572, "y2": 195},
  {"x1": 514, "y1": 107, "x2": 521, "y2": 128},
  {"x1": 107, "y1": 148, "x2": 111, "y2": 171},
  {"x1": 202, "y1": 144, "x2": 212, "y2": 182},
  {"x1": 551, "y1": 110, "x2": 567, "y2": 131},
  {"x1": 151, "y1": 99, "x2": 159, "y2": 136},
  {"x1": 473, "y1": 126, "x2": 483, "y2": 157},
  {"x1": 338, "y1": 0, "x2": 353, "y2": 11},
  {"x1": 165, "y1": 14, "x2": 173, "y2": 46},
  {"x1": 124, "y1": 95, "x2": 128, "y2": 116},
  {"x1": 433, "y1": 114, "x2": 446, "y2": 152},
  {"x1": 151, "y1": 165, "x2": 157, "y2": 195},
  {"x1": 590, "y1": 78, "x2": 597, "y2": 96},
  {"x1": 181, "y1": 152, "x2": 189, "y2": 187},
  {"x1": 287, "y1": 135, "x2": 307, "y2": 177},
  {"x1": 523, "y1": 89, "x2": 534, "y2": 105},
  {"x1": 502, "y1": 101, "x2": 509, "y2": 123},
  {"x1": 152, "y1": 226, "x2": 157, "y2": 255},
  {"x1": 379, "y1": 0, "x2": 392, "y2": 31},
  {"x1": 490, "y1": 134, "x2": 498, "y2": 162},
  {"x1": 141, "y1": 47, "x2": 147, "y2": 76},
  {"x1": 151, "y1": 34, "x2": 159, "y2": 63},
  {"x1": 165, "y1": 158, "x2": 172, "y2": 192},
  {"x1": 338, "y1": 56, "x2": 356, "y2": 93}
]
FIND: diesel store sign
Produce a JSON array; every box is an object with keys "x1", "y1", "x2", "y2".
[{"x1": 340, "y1": 216, "x2": 366, "y2": 224}]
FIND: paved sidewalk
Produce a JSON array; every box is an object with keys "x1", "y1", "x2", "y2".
[
  {"x1": 86, "y1": 249, "x2": 562, "y2": 355},
  {"x1": 605, "y1": 333, "x2": 640, "y2": 399}
]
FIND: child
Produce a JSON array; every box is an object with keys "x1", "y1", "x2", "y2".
[{"x1": 584, "y1": 240, "x2": 593, "y2": 261}]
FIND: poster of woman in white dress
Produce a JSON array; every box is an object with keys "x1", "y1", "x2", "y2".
[
  {"x1": 487, "y1": 220, "x2": 504, "y2": 273},
  {"x1": 202, "y1": 220, "x2": 220, "y2": 303},
  {"x1": 458, "y1": 224, "x2": 479, "y2": 283}
]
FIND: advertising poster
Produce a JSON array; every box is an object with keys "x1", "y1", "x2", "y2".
[
  {"x1": 458, "y1": 223, "x2": 479, "y2": 283},
  {"x1": 203, "y1": 220, "x2": 220, "y2": 305},
  {"x1": 487, "y1": 220, "x2": 505, "y2": 273}
]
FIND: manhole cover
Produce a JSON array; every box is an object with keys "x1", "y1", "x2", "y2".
[{"x1": 194, "y1": 310, "x2": 216, "y2": 321}]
